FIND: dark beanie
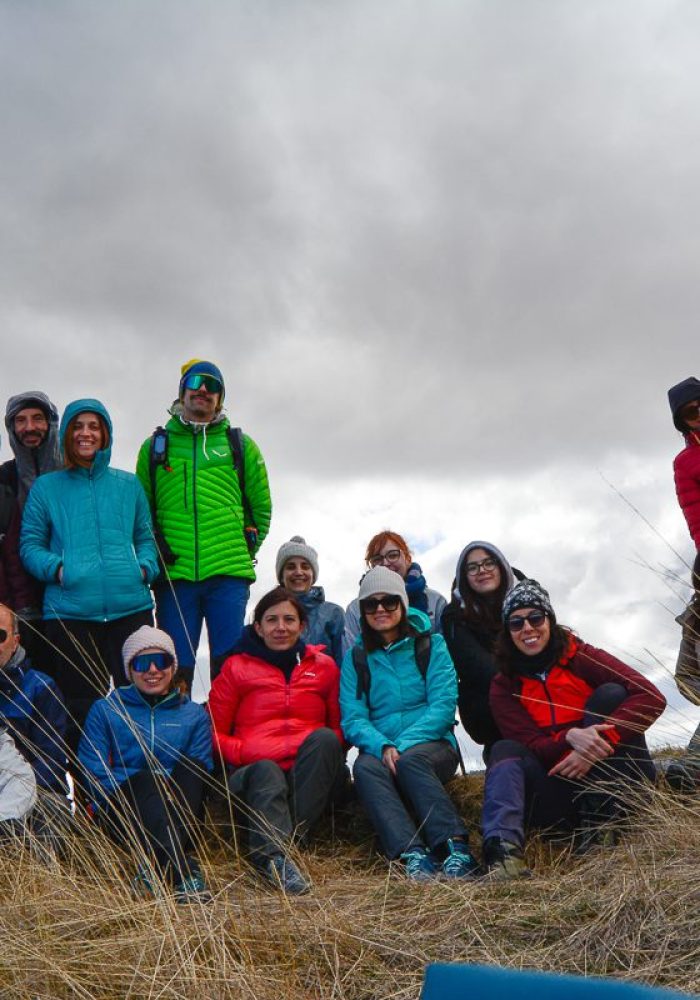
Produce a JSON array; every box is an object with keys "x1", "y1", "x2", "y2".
[
  {"x1": 668, "y1": 377, "x2": 700, "y2": 432},
  {"x1": 179, "y1": 359, "x2": 225, "y2": 406}
]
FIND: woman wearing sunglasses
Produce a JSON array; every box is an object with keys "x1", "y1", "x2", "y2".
[
  {"x1": 668, "y1": 376, "x2": 700, "y2": 587},
  {"x1": 20, "y1": 399, "x2": 158, "y2": 754},
  {"x1": 78, "y1": 626, "x2": 213, "y2": 903},
  {"x1": 343, "y1": 531, "x2": 446, "y2": 654},
  {"x1": 340, "y1": 567, "x2": 478, "y2": 881},
  {"x1": 441, "y1": 541, "x2": 523, "y2": 757},
  {"x1": 209, "y1": 586, "x2": 344, "y2": 895},
  {"x1": 481, "y1": 580, "x2": 665, "y2": 879}
]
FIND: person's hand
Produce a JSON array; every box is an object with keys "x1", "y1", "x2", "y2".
[
  {"x1": 565, "y1": 724, "x2": 616, "y2": 763},
  {"x1": 548, "y1": 749, "x2": 594, "y2": 780},
  {"x1": 382, "y1": 746, "x2": 400, "y2": 775}
]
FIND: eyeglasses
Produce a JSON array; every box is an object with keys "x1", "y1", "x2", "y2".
[
  {"x1": 368, "y1": 549, "x2": 402, "y2": 567},
  {"x1": 182, "y1": 373, "x2": 222, "y2": 394},
  {"x1": 361, "y1": 595, "x2": 402, "y2": 614},
  {"x1": 465, "y1": 557, "x2": 497, "y2": 576},
  {"x1": 507, "y1": 611, "x2": 547, "y2": 632},
  {"x1": 680, "y1": 402, "x2": 700, "y2": 422},
  {"x1": 130, "y1": 652, "x2": 175, "y2": 673}
]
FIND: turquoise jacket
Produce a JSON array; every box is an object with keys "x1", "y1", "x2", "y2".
[
  {"x1": 20, "y1": 399, "x2": 158, "y2": 622},
  {"x1": 339, "y1": 608, "x2": 458, "y2": 759}
]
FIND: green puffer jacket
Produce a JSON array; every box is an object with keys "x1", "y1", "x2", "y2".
[{"x1": 136, "y1": 410, "x2": 271, "y2": 582}]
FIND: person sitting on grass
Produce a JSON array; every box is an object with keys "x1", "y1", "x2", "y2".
[
  {"x1": 78, "y1": 626, "x2": 213, "y2": 903},
  {"x1": 209, "y1": 586, "x2": 345, "y2": 896},
  {"x1": 481, "y1": 580, "x2": 666, "y2": 879},
  {"x1": 275, "y1": 536, "x2": 345, "y2": 666},
  {"x1": 340, "y1": 567, "x2": 479, "y2": 881}
]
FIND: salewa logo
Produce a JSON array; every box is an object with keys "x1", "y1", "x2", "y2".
[
  {"x1": 302, "y1": 671, "x2": 317, "y2": 678},
  {"x1": 211, "y1": 449, "x2": 228, "y2": 457}
]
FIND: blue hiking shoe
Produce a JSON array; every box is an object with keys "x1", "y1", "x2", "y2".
[
  {"x1": 131, "y1": 863, "x2": 160, "y2": 899},
  {"x1": 173, "y1": 871, "x2": 212, "y2": 904},
  {"x1": 260, "y1": 854, "x2": 311, "y2": 895},
  {"x1": 400, "y1": 846, "x2": 438, "y2": 881},
  {"x1": 441, "y1": 839, "x2": 482, "y2": 880}
]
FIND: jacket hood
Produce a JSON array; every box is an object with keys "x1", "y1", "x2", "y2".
[
  {"x1": 668, "y1": 377, "x2": 700, "y2": 432},
  {"x1": 298, "y1": 586, "x2": 326, "y2": 608},
  {"x1": 3, "y1": 392, "x2": 61, "y2": 502},
  {"x1": 407, "y1": 606, "x2": 432, "y2": 635},
  {"x1": 59, "y1": 398, "x2": 113, "y2": 471},
  {"x1": 453, "y1": 540, "x2": 515, "y2": 605}
]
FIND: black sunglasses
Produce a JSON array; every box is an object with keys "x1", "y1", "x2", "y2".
[
  {"x1": 361, "y1": 595, "x2": 402, "y2": 614},
  {"x1": 0, "y1": 629, "x2": 7, "y2": 644},
  {"x1": 507, "y1": 611, "x2": 547, "y2": 632}
]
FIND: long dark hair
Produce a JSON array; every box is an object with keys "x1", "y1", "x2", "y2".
[
  {"x1": 253, "y1": 586, "x2": 308, "y2": 627},
  {"x1": 359, "y1": 603, "x2": 410, "y2": 653}
]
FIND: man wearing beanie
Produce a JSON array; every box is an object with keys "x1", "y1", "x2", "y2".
[{"x1": 136, "y1": 359, "x2": 272, "y2": 690}]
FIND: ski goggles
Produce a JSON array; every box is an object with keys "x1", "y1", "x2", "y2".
[
  {"x1": 506, "y1": 611, "x2": 547, "y2": 632},
  {"x1": 360, "y1": 595, "x2": 402, "y2": 614},
  {"x1": 130, "y1": 652, "x2": 175, "y2": 673},
  {"x1": 182, "y1": 373, "x2": 223, "y2": 394}
]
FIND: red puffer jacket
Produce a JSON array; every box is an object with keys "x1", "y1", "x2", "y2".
[
  {"x1": 673, "y1": 433, "x2": 700, "y2": 548},
  {"x1": 489, "y1": 636, "x2": 666, "y2": 768},
  {"x1": 209, "y1": 643, "x2": 342, "y2": 771}
]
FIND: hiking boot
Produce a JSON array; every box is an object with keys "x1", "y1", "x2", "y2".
[
  {"x1": 400, "y1": 846, "x2": 438, "y2": 882},
  {"x1": 131, "y1": 863, "x2": 159, "y2": 899},
  {"x1": 482, "y1": 837, "x2": 532, "y2": 880},
  {"x1": 574, "y1": 789, "x2": 622, "y2": 855},
  {"x1": 574, "y1": 823, "x2": 620, "y2": 856},
  {"x1": 441, "y1": 839, "x2": 482, "y2": 880},
  {"x1": 173, "y1": 871, "x2": 212, "y2": 904},
  {"x1": 260, "y1": 854, "x2": 311, "y2": 895}
]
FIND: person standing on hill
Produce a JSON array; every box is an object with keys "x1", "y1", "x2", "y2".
[
  {"x1": 668, "y1": 376, "x2": 700, "y2": 587},
  {"x1": 137, "y1": 359, "x2": 272, "y2": 690},
  {"x1": 275, "y1": 536, "x2": 345, "y2": 666},
  {"x1": 343, "y1": 531, "x2": 446, "y2": 654},
  {"x1": 0, "y1": 392, "x2": 62, "y2": 658}
]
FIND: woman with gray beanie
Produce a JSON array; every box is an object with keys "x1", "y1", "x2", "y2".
[
  {"x1": 276, "y1": 536, "x2": 345, "y2": 666},
  {"x1": 78, "y1": 625, "x2": 213, "y2": 903},
  {"x1": 340, "y1": 567, "x2": 478, "y2": 882}
]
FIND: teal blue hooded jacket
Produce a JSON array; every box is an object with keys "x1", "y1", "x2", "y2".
[
  {"x1": 20, "y1": 399, "x2": 158, "y2": 622},
  {"x1": 339, "y1": 608, "x2": 458, "y2": 759}
]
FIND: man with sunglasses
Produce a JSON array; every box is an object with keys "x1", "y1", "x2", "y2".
[{"x1": 136, "y1": 359, "x2": 272, "y2": 691}]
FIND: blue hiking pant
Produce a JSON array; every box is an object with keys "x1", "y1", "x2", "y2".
[
  {"x1": 482, "y1": 683, "x2": 656, "y2": 847},
  {"x1": 154, "y1": 575, "x2": 250, "y2": 685},
  {"x1": 353, "y1": 740, "x2": 468, "y2": 859}
]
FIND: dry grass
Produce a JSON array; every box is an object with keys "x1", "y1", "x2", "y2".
[{"x1": 1, "y1": 772, "x2": 699, "y2": 999}]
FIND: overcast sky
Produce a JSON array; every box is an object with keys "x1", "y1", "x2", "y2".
[{"x1": 1, "y1": 1, "x2": 698, "y2": 752}]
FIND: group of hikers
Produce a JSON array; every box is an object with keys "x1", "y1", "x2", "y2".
[{"x1": 0, "y1": 360, "x2": 696, "y2": 903}]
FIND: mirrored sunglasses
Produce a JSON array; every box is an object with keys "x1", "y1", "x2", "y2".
[
  {"x1": 130, "y1": 652, "x2": 175, "y2": 673},
  {"x1": 183, "y1": 373, "x2": 222, "y2": 394}
]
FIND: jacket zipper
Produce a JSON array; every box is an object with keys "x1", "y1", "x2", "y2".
[
  {"x1": 89, "y1": 467, "x2": 108, "y2": 621},
  {"x1": 540, "y1": 677, "x2": 557, "y2": 728},
  {"x1": 192, "y1": 436, "x2": 199, "y2": 579}
]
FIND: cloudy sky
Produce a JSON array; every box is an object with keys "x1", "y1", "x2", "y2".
[{"x1": 2, "y1": 1, "x2": 698, "y2": 753}]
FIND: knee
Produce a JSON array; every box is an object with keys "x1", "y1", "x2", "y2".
[
  {"x1": 585, "y1": 683, "x2": 627, "y2": 718},
  {"x1": 229, "y1": 759, "x2": 286, "y2": 795},
  {"x1": 352, "y1": 753, "x2": 384, "y2": 784},
  {"x1": 302, "y1": 727, "x2": 343, "y2": 757},
  {"x1": 488, "y1": 739, "x2": 529, "y2": 766}
]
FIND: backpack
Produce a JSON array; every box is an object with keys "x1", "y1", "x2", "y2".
[
  {"x1": 148, "y1": 424, "x2": 258, "y2": 565},
  {"x1": 352, "y1": 632, "x2": 432, "y2": 707}
]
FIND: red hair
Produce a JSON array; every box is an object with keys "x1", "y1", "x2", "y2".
[{"x1": 364, "y1": 530, "x2": 412, "y2": 566}]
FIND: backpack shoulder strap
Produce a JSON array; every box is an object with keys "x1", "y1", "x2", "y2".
[
  {"x1": 148, "y1": 426, "x2": 169, "y2": 495},
  {"x1": 227, "y1": 426, "x2": 257, "y2": 533},
  {"x1": 351, "y1": 645, "x2": 371, "y2": 703},
  {"x1": 414, "y1": 633, "x2": 432, "y2": 679}
]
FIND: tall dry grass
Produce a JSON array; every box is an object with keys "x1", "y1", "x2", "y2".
[{"x1": 1, "y1": 771, "x2": 699, "y2": 1000}]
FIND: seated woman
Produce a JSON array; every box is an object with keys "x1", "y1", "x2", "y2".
[
  {"x1": 275, "y1": 536, "x2": 345, "y2": 666},
  {"x1": 209, "y1": 587, "x2": 344, "y2": 895},
  {"x1": 344, "y1": 531, "x2": 446, "y2": 654},
  {"x1": 340, "y1": 566, "x2": 478, "y2": 881},
  {"x1": 78, "y1": 626, "x2": 213, "y2": 903},
  {"x1": 481, "y1": 580, "x2": 666, "y2": 879},
  {"x1": 442, "y1": 541, "x2": 521, "y2": 757}
]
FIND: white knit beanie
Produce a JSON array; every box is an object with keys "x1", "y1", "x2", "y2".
[
  {"x1": 275, "y1": 536, "x2": 319, "y2": 583},
  {"x1": 121, "y1": 625, "x2": 178, "y2": 673},
  {"x1": 357, "y1": 567, "x2": 408, "y2": 612}
]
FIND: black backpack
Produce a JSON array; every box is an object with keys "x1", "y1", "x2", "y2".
[
  {"x1": 148, "y1": 424, "x2": 257, "y2": 565},
  {"x1": 352, "y1": 632, "x2": 432, "y2": 707}
]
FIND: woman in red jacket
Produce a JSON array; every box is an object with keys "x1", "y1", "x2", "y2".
[
  {"x1": 209, "y1": 586, "x2": 344, "y2": 895},
  {"x1": 481, "y1": 580, "x2": 665, "y2": 879},
  {"x1": 668, "y1": 375, "x2": 700, "y2": 587}
]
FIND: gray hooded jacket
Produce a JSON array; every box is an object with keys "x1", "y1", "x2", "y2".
[{"x1": 1, "y1": 392, "x2": 61, "y2": 508}]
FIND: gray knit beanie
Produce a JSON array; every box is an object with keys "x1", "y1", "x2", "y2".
[
  {"x1": 358, "y1": 567, "x2": 409, "y2": 612},
  {"x1": 502, "y1": 579, "x2": 555, "y2": 623},
  {"x1": 275, "y1": 536, "x2": 319, "y2": 583},
  {"x1": 122, "y1": 625, "x2": 178, "y2": 673}
]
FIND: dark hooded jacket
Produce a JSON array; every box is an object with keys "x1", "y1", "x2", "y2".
[{"x1": 0, "y1": 392, "x2": 61, "y2": 508}]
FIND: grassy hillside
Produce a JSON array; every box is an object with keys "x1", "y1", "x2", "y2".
[{"x1": 1, "y1": 772, "x2": 698, "y2": 999}]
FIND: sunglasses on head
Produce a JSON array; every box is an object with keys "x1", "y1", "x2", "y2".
[
  {"x1": 507, "y1": 611, "x2": 547, "y2": 632},
  {"x1": 183, "y1": 373, "x2": 222, "y2": 394},
  {"x1": 130, "y1": 652, "x2": 175, "y2": 673},
  {"x1": 361, "y1": 595, "x2": 402, "y2": 614}
]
